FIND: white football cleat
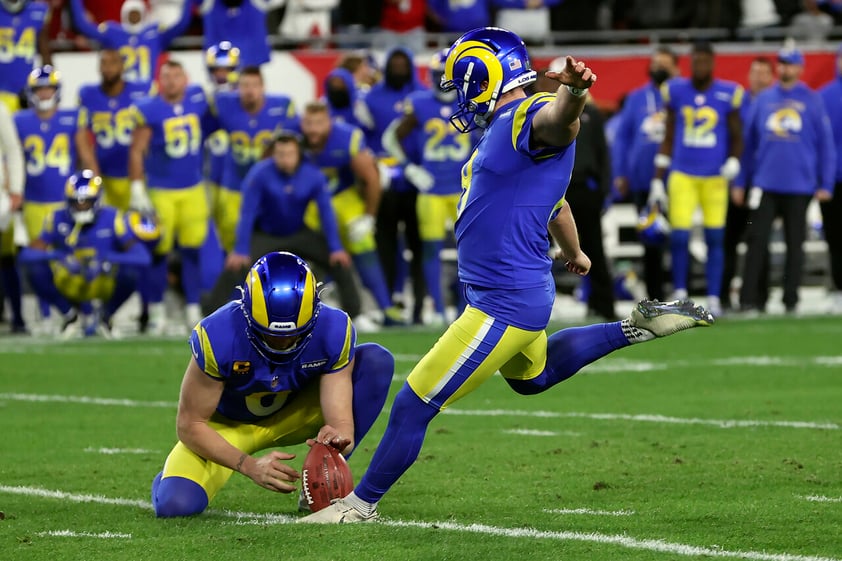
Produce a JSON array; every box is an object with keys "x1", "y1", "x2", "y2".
[
  {"x1": 629, "y1": 299, "x2": 714, "y2": 338},
  {"x1": 297, "y1": 498, "x2": 379, "y2": 524}
]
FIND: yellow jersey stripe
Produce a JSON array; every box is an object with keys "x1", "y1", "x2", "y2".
[
  {"x1": 511, "y1": 93, "x2": 555, "y2": 151},
  {"x1": 732, "y1": 85, "x2": 745, "y2": 109},
  {"x1": 330, "y1": 316, "x2": 353, "y2": 371},
  {"x1": 197, "y1": 325, "x2": 221, "y2": 378},
  {"x1": 349, "y1": 128, "x2": 362, "y2": 157}
]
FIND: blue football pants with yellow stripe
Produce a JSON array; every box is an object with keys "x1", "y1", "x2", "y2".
[
  {"x1": 354, "y1": 306, "x2": 631, "y2": 504},
  {"x1": 150, "y1": 343, "x2": 394, "y2": 517}
]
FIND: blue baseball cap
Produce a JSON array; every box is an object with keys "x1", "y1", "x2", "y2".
[{"x1": 777, "y1": 47, "x2": 804, "y2": 65}]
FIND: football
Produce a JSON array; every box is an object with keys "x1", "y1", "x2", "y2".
[{"x1": 301, "y1": 442, "x2": 353, "y2": 512}]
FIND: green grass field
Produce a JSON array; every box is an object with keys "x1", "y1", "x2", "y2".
[{"x1": 1, "y1": 315, "x2": 841, "y2": 561}]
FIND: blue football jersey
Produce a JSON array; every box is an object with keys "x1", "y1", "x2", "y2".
[
  {"x1": 305, "y1": 122, "x2": 366, "y2": 195},
  {"x1": 41, "y1": 206, "x2": 133, "y2": 255},
  {"x1": 662, "y1": 77, "x2": 744, "y2": 176},
  {"x1": 133, "y1": 86, "x2": 210, "y2": 189},
  {"x1": 78, "y1": 82, "x2": 149, "y2": 178},
  {"x1": 215, "y1": 92, "x2": 299, "y2": 192},
  {"x1": 0, "y1": 2, "x2": 49, "y2": 94},
  {"x1": 15, "y1": 108, "x2": 84, "y2": 203},
  {"x1": 406, "y1": 90, "x2": 472, "y2": 196},
  {"x1": 190, "y1": 301, "x2": 356, "y2": 422},
  {"x1": 456, "y1": 92, "x2": 575, "y2": 297}
]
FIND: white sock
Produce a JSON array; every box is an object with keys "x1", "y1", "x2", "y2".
[
  {"x1": 343, "y1": 491, "x2": 377, "y2": 516},
  {"x1": 621, "y1": 318, "x2": 655, "y2": 344}
]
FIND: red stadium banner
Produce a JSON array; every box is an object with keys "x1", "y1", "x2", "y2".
[{"x1": 293, "y1": 50, "x2": 839, "y2": 112}]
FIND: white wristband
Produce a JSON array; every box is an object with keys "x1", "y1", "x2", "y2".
[
  {"x1": 565, "y1": 85, "x2": 588, "y2": 98},
  {"x1": 654, "y1": 154, "x2": 672, "y2": 169}
]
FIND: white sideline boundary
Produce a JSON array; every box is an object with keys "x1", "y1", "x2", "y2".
[
  {"x1": 37, "y1": 530, "x2": 132, "y2": 539},
  {"x1": 0, "y1": 484, "x2": 838, "y2": 561},
  {"x1": 543, "y1": 508, "x2": 635, "y2": 516},
  {"x1": 800, "y1": 495, "x2": 842, "y2": 503},
  {"x1": 0, "y1": 392, "x2": 837, "y2": 431}
]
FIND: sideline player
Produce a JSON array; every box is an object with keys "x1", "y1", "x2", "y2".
[
  {"x1": 302, "y1": 27, "x2": 713, "y2": 524},
  {"x1": 150, "y1": 251, "x2": 394, "y2": 517},
  {"x1": 651, "y1": 41, "x2": 743, "y2": 316}
]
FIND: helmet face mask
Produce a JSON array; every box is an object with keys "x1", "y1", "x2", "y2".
[
  {"x1": 65, "y1": 170, "x2": 103, "y2": 225},
  {"x1": 26, "y1": 66, "x2": 61, "y2": 112},
  {"x1": 240, "y1": 252, "x2": 321, "y2": 364},
  {"x1": 206, "y1": 41, "x2": 240, "y2": 91},
  {"x1": 441, "y1": 27, "x2": 536, "y2": 133}
]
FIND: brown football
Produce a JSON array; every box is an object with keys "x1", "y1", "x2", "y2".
[{"x1": 301, "y1": 442, "x2": 353, "y2": 512}]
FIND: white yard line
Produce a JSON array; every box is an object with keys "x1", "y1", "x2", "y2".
[
  {"x1": 543, "y1": 507, "x2": 635, "y2": 516},
  {"x1": 37, "y1": 530, "x2": 132, "y2": 539},
  {"x1": 1, "y1": 392, "x2": 836, "y2": 430},
  {"x1": 83, "y1": 447, "x2": 158, "y2": 455},
  {"x1": 503, "y1": 429, "x2": 582, "y2": 437},
  {"x1": 444, "y1": 409, "x2": 840, "y2": 430},
  {"x1": 1, "y1": 484, "x2": 837, "y2": 561},
  {"x1": 800, "y1": 495, "x2": 842, "y2": 503}
]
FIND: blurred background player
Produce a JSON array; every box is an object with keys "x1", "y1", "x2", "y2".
[
  {"x1": 381, "y1": 48, "x2": 472, "y2": 325},
  {"x1": 77, "y1": 49, "x2": 149, "y2": 211},
  {"x1": 211, "y1": 63, "x2": 298, "y2": 254},
  {"x1": 736, "y1": 47, "x2": 835, "y2": 314},
  {"x1": 0, "y1": 0, "x2": 52, "y2": 113},
  {"x1": 612, "y1": 46, "x2": 679, "y2": 302},
  {"x1": 128, "y1": 60, "x2": 213, "y2": 333},
  {"x1": 69, "y1": 0, "x2": 194, "y2": 88},
  {"x1": 721, "y1": 56, "x2": 775, "y2": 313},
  {"x1": 203, "y1": 41, "x2": 240, "y2": 256},
  {"x1": 0, "y1": 101, "x2": 25, "y2": 332},
  {"x1": 204, "y1": 130, "x2": 364, "y2": 327},
  {"x1": 197, "y1": 0, "x2": 285, "y2": 68},
  {"x1": 652, "y1": 41, "x2": 744, "y2": 317},
  {"x1": 150, "y1": 251, "x2": 394, "y2": 517},
  {"x1": 323, "y1": 66, "x2": 370, "y2": 129},
  {"x1": 18, "y1": 170, "x2": 151, "y2": 337},
  {"x1": 362, "y1": 47, "x2": 425, "y2": 323},
  {"x1": 300, "y1": 101, "x2": 403, "y2": 326},
  {"x1": 16, "y1": 66, "x2": 97, "y2": 327},
  {"x1": 818, "y1": 45, "x2": 842, "y2": 313}
]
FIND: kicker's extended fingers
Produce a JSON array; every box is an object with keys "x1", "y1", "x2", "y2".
[
  {"x1": 273, "y1": 461, "x2": 300, "y2": 481},
  {"x1": 265, "y1": 477, "x2": 297, "y2": 493}
]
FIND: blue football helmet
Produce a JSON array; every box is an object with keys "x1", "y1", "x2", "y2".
[
  {"x1": 240, "y1": 252, "x2": 321, "y2": 363},
  {"x1": 429, "y1": 48, "x2": 456, "y2": 103},
  {"x1": 65, "y1": 170, "x2": 103, "y2": 225},
  {"x1": 440, "y1": 27, "x2": 536, "y2": 132},
  {"x1": 206, "y1": 41, "x2": 240, "y2": 89},
  {"x1": 26, "y1": 65, "x2": 61, "y2": 111},
  {"x1": 637, "y1": 204, "x2": 671, "y2": 246}
]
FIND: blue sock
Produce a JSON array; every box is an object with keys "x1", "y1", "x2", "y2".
[
  {"x1": 103, "y1": 267, "x2": 140, "y2": 320},
  {"x1": 704, "y1": 227, "x2": 725, "y2": 297},
  {"x1": 150, "y1": 471, "x2": 209, "y2": 517},
  {"x1": 353, "y1": 251, "x2": 392, "y2": 310},
  {"x1": 670, "y1": 229, "x2": 691, "y2": 293},
  {"x1": 422, "y1": 240, "x2": 444, "y2": 314},
  {"x1": 24, "y1": 261, "x2": 72, "y2": 315},
  {"x1": 348, "y1": 343, "x2": 395, "y2": 457},
  {"x1": 0, "y1": 257, "x2": 25, "y2": 327},
  {"x1": 144, "y1": 256, "x2": 168, "y2": 304},
  {"x1": 354, "y1": 384, "x2": 439, "y2": 504},
  {"x1": 181, "y1": 248, "x2": 202, "y2": 305},
  {"x1": 505, "y1": 323, "x2": 630, "y2": 395}
]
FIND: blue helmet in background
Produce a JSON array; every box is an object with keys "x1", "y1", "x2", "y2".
[
  {"x1": 64, "y1": 170, "x2": 102, "y2": 225},
  {"x1": 637, "y1": 204, "x2": 671, "y2": 246},
  {"x1": 205, "y1": 41, "x2": 240, "y2": 89},
  {"x1": 440, "y1": 27, "x2": 536, "y2": 132},
  {"x1": 429, "y1": 48, "x2": 456, "y2": 103},
  {"x1": 240, "y1": 252, "x2": 321, "y2": 363},
  {"x1": 26, "y1": 65, "x2": 61, "y2": 111}
]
